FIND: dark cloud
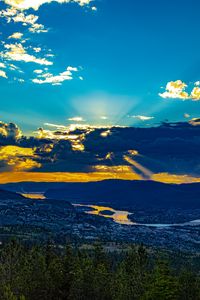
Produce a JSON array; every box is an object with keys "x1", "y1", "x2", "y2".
[
  {"x1": 1, "y1": 120, "x2": 200, "y2": 175},
  {"x1": 0, "y1": 121, "x2": 22, "y2": 144}
]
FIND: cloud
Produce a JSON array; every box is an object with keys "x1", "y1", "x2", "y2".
[
  {"x1": 67, "y1": 66, "x2": 78, "y2": 72},
  {"x1": 0, "y1": 145, "x2": 41, "y2": 171},
  {"x1": 0, "y1": 0, "x2": 92, "y2": 84},
  {"x1": 159, "y1": 80, "x2": 200, "y2": 101},
  {"x1": 0, "y1": 63, "x2": 6, "y2": 68},
  {"x1": 159, "y1": 80, "x2": 189, "y2": 100},
  {"x1": 44, "y1": 123, "x2": 67, "y2": 129},
  {"x1": 4, "y1": 0, "x2": 93, "y2": 11},
  {"x1": 131, "y1": 115, "x2": 154, "y2": 121},
  {"x1": 191, "y1": 87, "x2": 200, "y2": 101},
  {"x1": 189, "y1": 118, "x2": 200, "y2": 126},
  {"x1": 0, "y1": 121, "x2": 22, "y2": 139},
  {"x1": 1, "y1": 43, "x2": 53, "y2": 65},
  {"x1": 68, "y1": 117, "x2": 85, "y2": 122},
  {"x1": 184, "y1": 113, "x2": 190, "y2": 119},
  {"x1": 33, "y1": 69, "x2": 43, "y2": 74},
  {"x1": 0, "y1": 70, "x2": 8, "y2": 78},
  {"x1": 8, "y1": 32, "x2": 23, "y2": 39},
  {"x1": 33, "y1": 47, "x2": 42, "y2": 53},
  {"x1": 29, "y1": 23, "x2": 48, "y2": 33},
  {"x1": 14, "y1": 77, "x2": 25, "y2": 83},
  {"x1": 2, "y1": 119, "x2": 200, "y2": 177},
  {"x1": 32, "y1": 66, "x2": 79, "y2": 85},
  {"x1": 0, "y1": 8, "x2": 46, "y2": 33}
]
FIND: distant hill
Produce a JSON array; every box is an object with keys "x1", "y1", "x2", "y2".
[
  {"x1": 45, "y1": 180, "x2": 200, "y2": 209},
  {"x1": 0, "y1": 189, "x2": 26, "y2": 200},
  {"x1": 0, "y1": 182, "x2": 68, "y2": 193},
  {"x1": 0, "y1": 188, "x2": 73, "y2": 209}
]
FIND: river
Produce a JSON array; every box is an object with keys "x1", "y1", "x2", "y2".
[
  {"x1": 21, "y1": 193, "x2": 200, "y2": 228},
  {"x1": 73, "y1": 204, "x2": 200, "y2": 228}
]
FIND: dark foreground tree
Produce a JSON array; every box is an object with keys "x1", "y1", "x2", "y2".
[{"x1": 0, "y1": 241, "x2": 199, "y2": 300}]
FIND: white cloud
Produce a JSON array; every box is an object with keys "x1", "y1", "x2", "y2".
[
  {"x1": 159, "y1": 80, "x2": 200, "y2": 101},
  {"x1": 4, "y1": 0, "x2": 93, "y2": 11},
  {"x1": 9, "y1": 63, "x2": 22, "y2": 72},
  {"x1": 2, "y1": 43, "x2": 53, "y2": 65},
  {"x1": 8, "y1": 32, "x2": 23, "y2": 39},
  {"x1": 33, "y1": 47, "x2": 42, "y2": 53},
  {"x1": 0, "y1": 0, "x2": 91, "y2": 83},
  {"x1": 0, "y1": 63, "x2": 6, "y2": 68},
  {"x1": 0, "y1": 70, "x2": 7, "y2": 78},
  {"x1": 33, "y1": 69, "x2": 43, "y2": 74},
  {"x1": 32, "y1": 66, "x2": 79, "y2": 85},
  {"x1": 68, "y1": 117, "x2": 85, "y2": 122},
  {"x1": 191, "y1": 87, "x2": 200, "y2": 101},
  {"x1": 29, "y1": 23, "x2": 48, "y2": 33},
  {"x1": 0, "y1": 8, "x2": 39, "y2": 28},
  {"x1": 0, "y1": 8, "x2": 48, "y2": 34},
  {"x1": 0, "y1": 7, "x2": 17, "y2": 21},
  {"x1": 131, "y1": 115, "x2": 154, "y2": 121},
  {"x1": 13, "y1": 12, "x2": 38, "y2": 24},
  {"x1": 14, "y1": 77, "x2": 25, "y2": 83},
  {"x1": 67, "y1": 66, "x2": 78, "y2": 72},
  {"x1": 44, "y1": 122, "x2": 67, "y2": 129},
  {"x1": 12, "y1": 12, "x2": 38, "y2": 25},
  {"x1": 184, "y1": 113, "x2": 190, "y2": 119},
  {"x1": 159, "y1": 80, "x2": 189, "y2": 100}
]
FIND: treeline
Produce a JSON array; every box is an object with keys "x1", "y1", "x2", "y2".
[{"x1": 0, "y1": 240, "x2": 199, "y2": 300}]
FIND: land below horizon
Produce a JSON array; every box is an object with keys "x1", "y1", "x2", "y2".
[{"x1": 0, "y1": 179, "x2": 199, "y2": 254}]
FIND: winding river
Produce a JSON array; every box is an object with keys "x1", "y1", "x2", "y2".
[
  {"x1": 73, "y1": 204, "x2": 136, "y2": 225},
  {"x1": 73, "y1": 204, "x2": 200, "y2": 228},
  {"x1": 21, "y1": 193, "x2": 200, "y2": 228}
]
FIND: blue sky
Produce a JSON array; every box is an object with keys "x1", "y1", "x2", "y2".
[{"x1": 1, "y1": 0, "x2": 200, "y2": 133}]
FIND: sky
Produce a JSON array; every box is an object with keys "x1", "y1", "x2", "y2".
[
  {"x1": 1, "y1": 0, "x2": 200, "y2": 184},
  {"x1": 1, "y1": 0, "x2": 200, "y2": 134}
]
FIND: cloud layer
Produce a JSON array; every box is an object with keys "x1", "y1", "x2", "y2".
[{"x1": 1, "y1": 119, "x2": 200, "y2": 180}]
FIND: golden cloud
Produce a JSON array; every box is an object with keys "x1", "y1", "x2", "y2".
[
  {"x1": 159, "y1": 80, "x2": 200, "y2": 101},
  {"x1": 159, "y1": 80, "x2": 189, "y2": 100},
  {"x1": 0, "y1": 146, "x2": 41, "y2": 171},
  {"x1": 191, "y1": 87, "x2": 200, "y2": 101}
]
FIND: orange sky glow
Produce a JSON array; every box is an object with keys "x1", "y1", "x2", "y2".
[{"x1": 1, "y1": 171, "x2": 200, "y2": 184}]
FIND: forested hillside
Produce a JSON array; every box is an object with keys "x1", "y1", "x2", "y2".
[{"x1": 0, "y1": 240, "x2": 199, "y2": 300}]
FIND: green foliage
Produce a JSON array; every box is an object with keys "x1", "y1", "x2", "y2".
[{"x1": 0, "y1": 241, "x2": 199, "y2": 300}]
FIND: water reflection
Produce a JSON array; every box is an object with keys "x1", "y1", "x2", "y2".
[
  {"x1": 22, "y1": 193, "x2": 46, "y2": 200},
  {"x1": 74, "y1": 204, "x2": 200, "y2": 228},
  {"x1": 74, "y1": 204, "x2": 135, "y2": 225}
]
